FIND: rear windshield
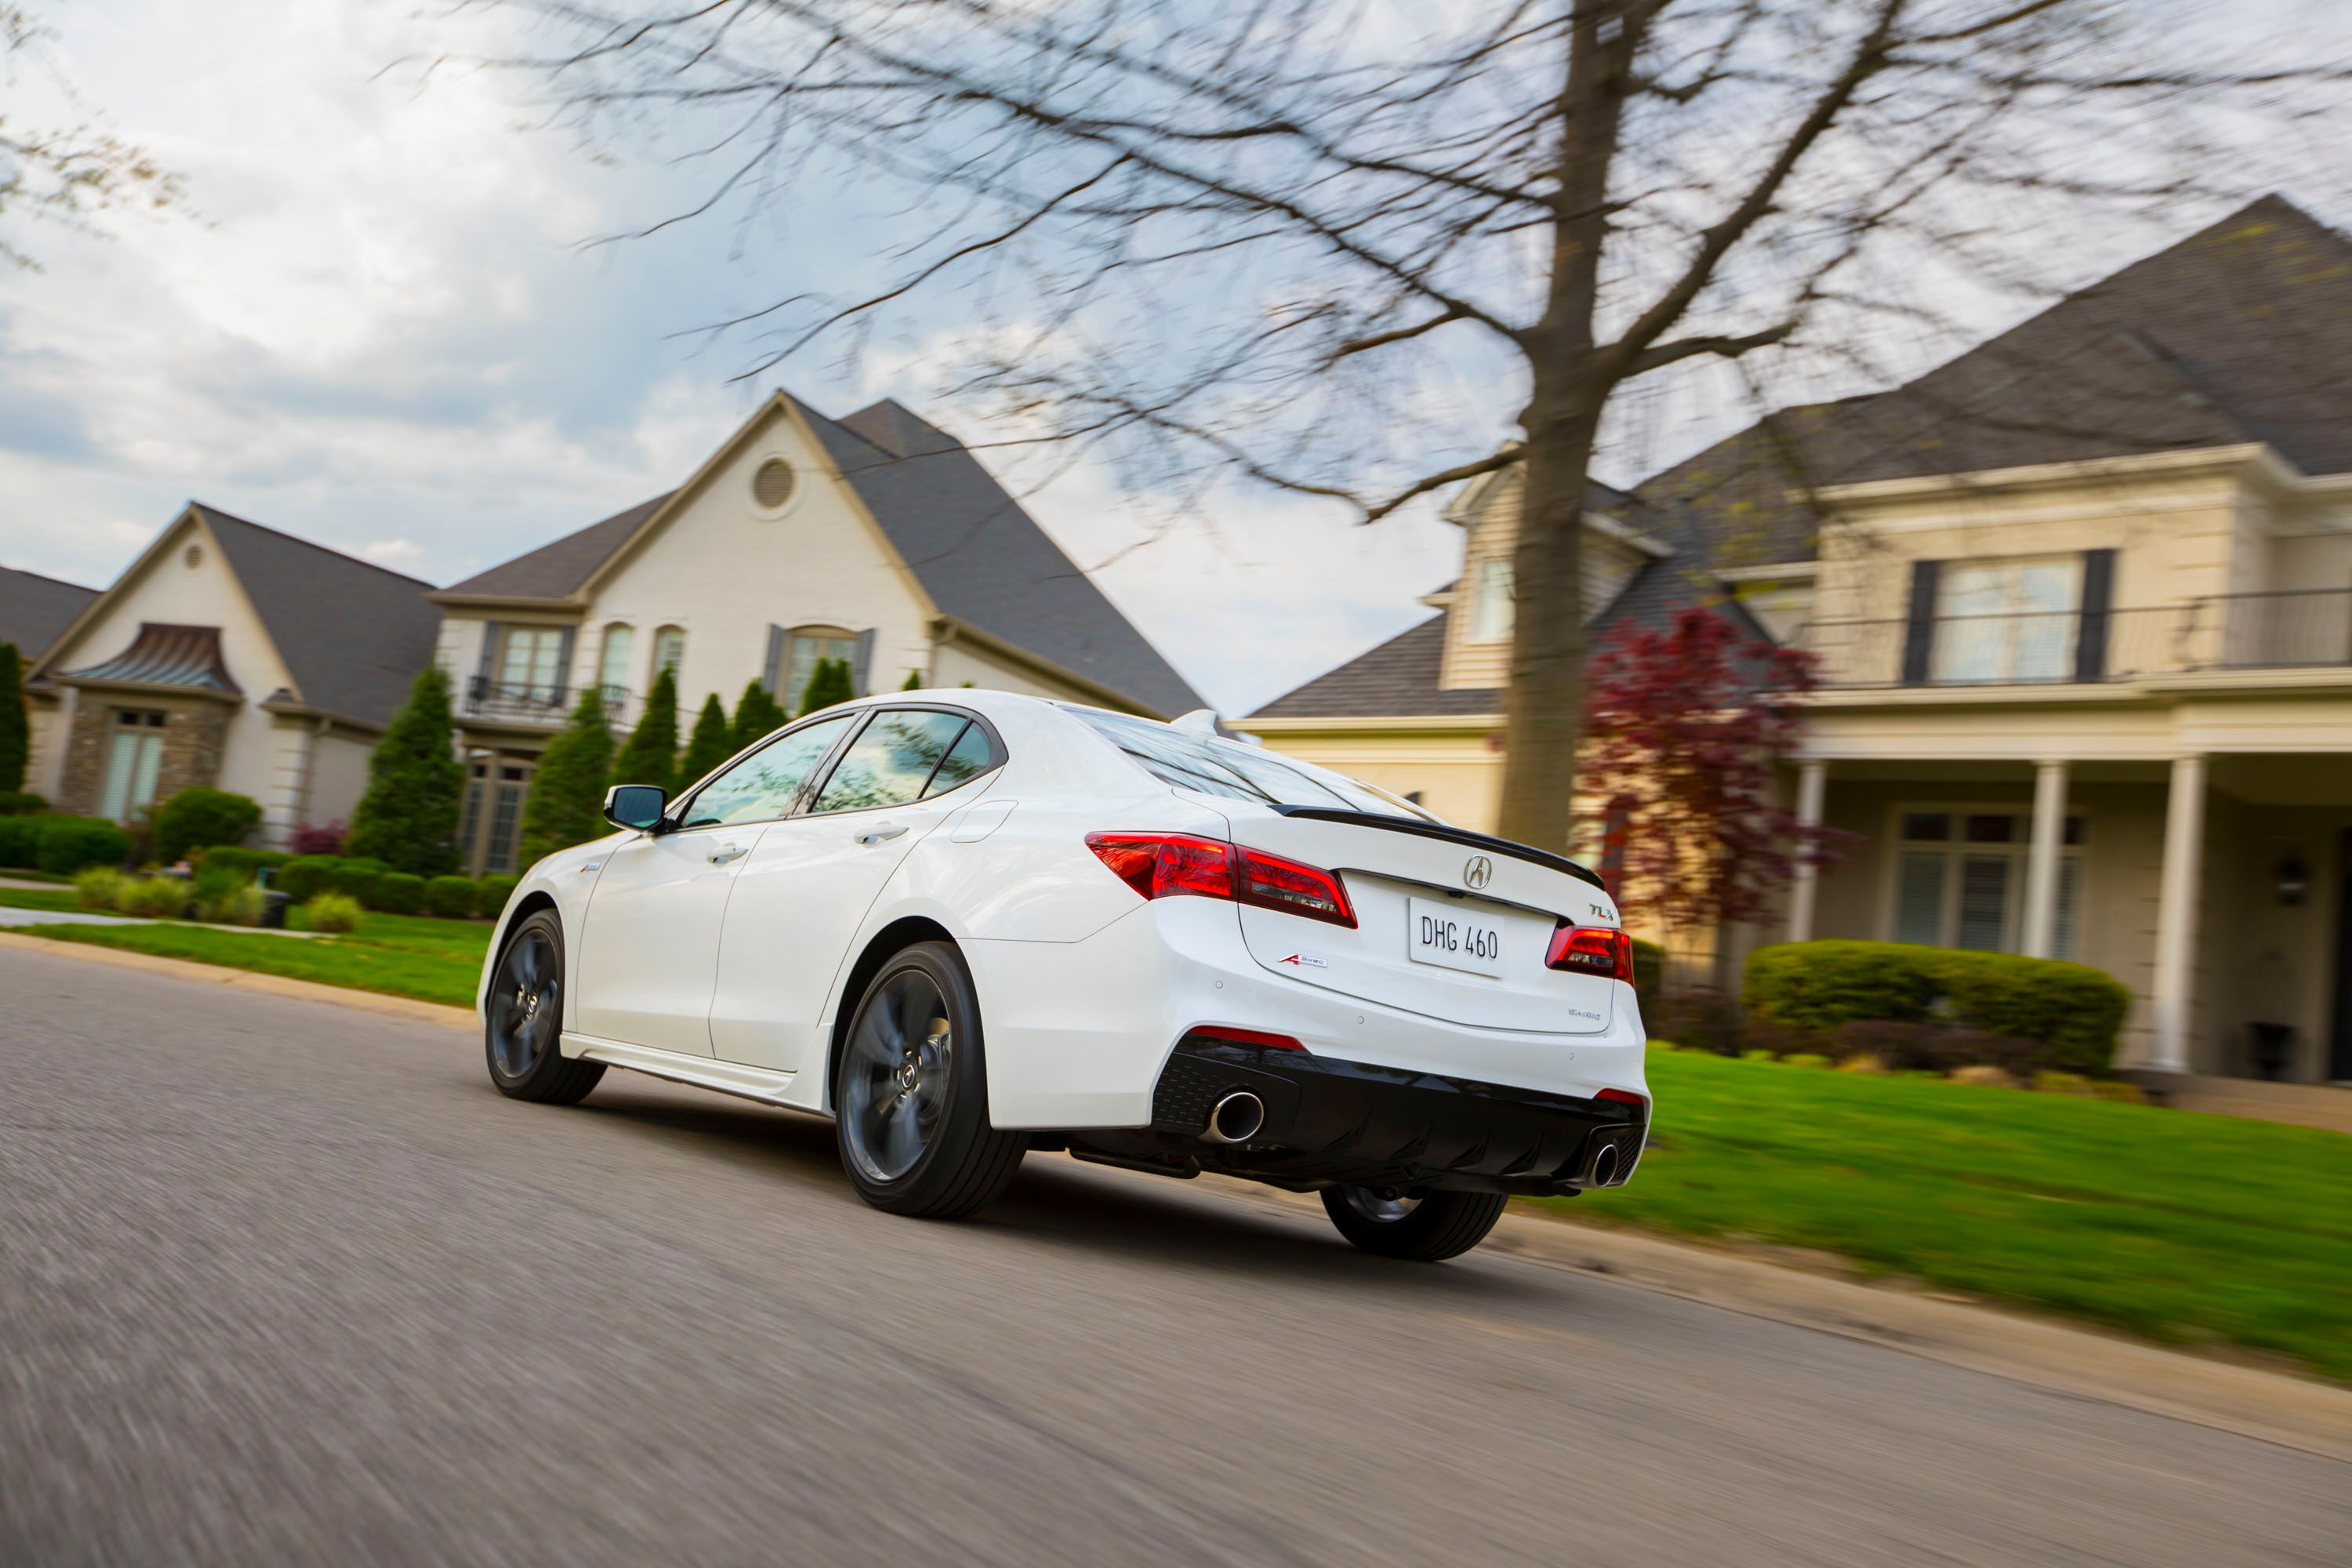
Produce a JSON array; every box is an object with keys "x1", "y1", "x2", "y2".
[{"x1": 1069, "y1": 707, "x2": 1429, "y2": 819}]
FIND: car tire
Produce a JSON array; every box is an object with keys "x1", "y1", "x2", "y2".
[
  {"x1": 1320, "y1": 1185, "x2": 1507, "y2": 1261},
  {"x1": 833, "y1": 941, "x2": 1025, "y2": 1219},
  {"x1": 485, "y1": 909, "x2": 605, "y2": 1105}
]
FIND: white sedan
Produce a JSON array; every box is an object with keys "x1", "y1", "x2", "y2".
[{"x1": 477, "y1": 690, "x2": 1649, "y2": 1261}]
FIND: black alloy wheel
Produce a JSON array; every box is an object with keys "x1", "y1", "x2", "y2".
[{"x1": 484, "y1": 909, "x2": 604, "y2": 1104}]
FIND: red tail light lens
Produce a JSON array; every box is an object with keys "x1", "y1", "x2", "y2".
[
  {"x1": 1546, "y1": 924, "x2": 1635, "y2": 981},
  {"x1": 1085, "y1": 832, "x2": 1356, "y2": 927}
]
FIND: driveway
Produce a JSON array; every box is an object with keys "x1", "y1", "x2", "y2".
[{"x1": 2, "y1": 944, "x2": 2345, "y2": 1566}]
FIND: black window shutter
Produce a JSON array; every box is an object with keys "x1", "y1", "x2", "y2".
[
  {"x1": 1900, "y1": 561, "x2": 1941, "y2": 685},
  {"x1": 2074, "y1": 549, "x2": 2115, "y2": 683},
  {"x1": 474, "y1": 620, "x2": 502, "y2": 697},
  {"x1": 761, "y1": 625, "x2": 786, "y2": 696}
]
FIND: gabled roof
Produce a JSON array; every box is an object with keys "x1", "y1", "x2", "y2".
[
  {"x1": 437, "y1": 392, "x2": 1206, "y2": 719},
  {"x1": 186, "y1": 505, "x2": 445, "y2": 728},
  {"x1": 1247, "y1": 615, "x2": 1501, "y2": 720},
  {"x1": 57, "y1": 622, "x2": 240, "y2": 695},
  {"x1": 0, "y1": 565, "x2": 98, "y2": 659},
  {"x1": 437, "y1": 492, "x2": 674, "y2": 601}
]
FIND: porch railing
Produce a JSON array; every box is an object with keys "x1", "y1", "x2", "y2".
[
  {"x1": 1802, "y1": 587, "x2": 2352, "y2": 690},
  {"x1": 462, "y1": 677, "x2": 632, "y2": 726}
]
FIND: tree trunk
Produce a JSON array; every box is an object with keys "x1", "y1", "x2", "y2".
[{"x1": 1493, "y1": 394, "x2": 1601, "y2": 851}]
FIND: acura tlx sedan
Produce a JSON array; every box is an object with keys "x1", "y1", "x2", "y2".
[{"x1": 477, "y1": 690, "x2": 1649, "y2": 1261}]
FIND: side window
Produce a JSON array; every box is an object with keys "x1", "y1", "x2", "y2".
[
  {"x1": 808, "y1": 710, "x2": 970, "y2": 814},
  {"x1": 923, "y1": 721, "x2": 998, "y2": 798},
  {"x1": 680, "y1": 715, "x2": 854, "y2": 829}
]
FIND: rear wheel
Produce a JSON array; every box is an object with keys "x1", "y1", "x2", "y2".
[
  {"x1": 485, "y1": 910, "x2": 604, "y2": 1105},
  {"x1": 833, "y1": 942, "x2": 1024, "y2": 1218},
  {"x1": 1321, "y1": 1185, "x2": 1506, "y2": 1261}
]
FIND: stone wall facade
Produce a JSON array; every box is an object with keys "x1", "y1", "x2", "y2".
[{"x1": 56, "y1": 691, "x2": 233, "y2": 820}]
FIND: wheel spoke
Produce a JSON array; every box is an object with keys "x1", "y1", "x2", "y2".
[
  {"x1": 880, "y1": 1094, "x2": 926, "y2": 1174},
  {"x1": 849, "y1": 1006, "x2": 901, "y2": 1069}
]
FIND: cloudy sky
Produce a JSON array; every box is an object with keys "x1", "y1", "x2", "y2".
[{"x1": 2, "y1": 0, "x2": 2346, "y2": 713}]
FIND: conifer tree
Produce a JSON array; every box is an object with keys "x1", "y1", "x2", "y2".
[
  {"x1": 677, "y1": 692, "x2": 736, "y2": 789},
  {"x1": 613, "y1": 664, "x2": 681, "y2": 791},
  {"x1": 900, "y1": 668, "x2": 923, "y2": 691},
  {"x1": 797, "y1": 656, "x2": 855, "y2": 717},
  {"x1": 344, "y1": 666, "x2": 465, "y2": 876},
  {"x1": 730, "y1": 678, "x2": 788, "y2": 752},
  {"x1": 518, "y1": 687, "x2": 617, "y2": 867},
  {"x1": 0, "y1": 643, "x2": 26, "y2": 794}
]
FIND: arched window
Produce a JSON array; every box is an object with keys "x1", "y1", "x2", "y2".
[
  {"x1": 652, "y1": 626, "x2": 687, "y2": 680},
  {"x1": 597, "y1": 623, "x2": 635, "y2": 694},
  {"x1": 785, "y1": 624, "x2": 858, "y2": 708}
]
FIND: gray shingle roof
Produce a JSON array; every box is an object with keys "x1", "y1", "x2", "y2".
[
  {"x1": 191, "y1": 504, "x2": 444, "y2": 728},
  {"x1": 1248, "y1": 615, "x2": 1498, "y2": 720},
  {"x1": 437, "y1": 493, "x2": 674, "y2": 601},
  {"x1": 0, "y1": 565, "x2": 97, "y2": 659}
]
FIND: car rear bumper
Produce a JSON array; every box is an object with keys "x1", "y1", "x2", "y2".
[{"x1": 1107, "y1": 1035, "x2": 1646, "y2": 1197}]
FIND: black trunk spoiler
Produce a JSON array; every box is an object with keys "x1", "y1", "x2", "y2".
[{"x1": 1267, "y1": 806, "x2": 1608, "y2": 891}]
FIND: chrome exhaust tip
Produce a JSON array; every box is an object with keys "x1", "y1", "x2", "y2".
[
  {"x1": 1588, "y1": 1142, "x2": 1621, "y2": 1188},
  {"x1": 1201, "y1": 1091, "x2": 1265, "y2": 1145}
]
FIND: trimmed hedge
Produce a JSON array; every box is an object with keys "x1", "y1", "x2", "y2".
[
  {"x1": 0, "y1": 815, "x2": 35, "y2": 868},
  {"x1": 373, "y1": 872, "x2": 426, "y2": 915},
  {"x1": 151, "y1": 787, "x2": 262, "y2": 862},
  {"x1": 1745, "y1": 940, "x2": 2130, "y2": 1074},
  {"x1": 425, "y1": 875, "x2": 478, "y2": 918},
  {"x1": 0, "y1": 789, "x2": 48, "y2": 815},
  {"x1": 30, "y1": 815, "x2": 133, "y2": 875},
  {"x1": 327, "y1": 857, "x2": 390, "y2": 907},
  {"x1": 275, "y1": 855, "x2": 343, "y2": 902},
  {"x1": 475, "y1": 873, "x2": 519, "y2": 918},
  {"x1": 196, "y1": 846, "x2": 292, "y2": 881},
  {"x1": 1630, "y1": 937, "x2": 1664, "y2": 1021}
]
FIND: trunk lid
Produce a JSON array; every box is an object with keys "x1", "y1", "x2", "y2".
[{"x1": 1223, "y1": 808, "x2": 1623, "y2": 1035}]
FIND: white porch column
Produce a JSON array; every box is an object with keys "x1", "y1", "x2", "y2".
[
  {"x1": 1787, "y1": 760, "x2": 1828, "y2": 943},
  {"x1": 2151, "y1": 753, "x2": 2207, "y2": 1073},
  {"x1": 2022, "y1": 759, "x2": 2069, "y2": 960}
]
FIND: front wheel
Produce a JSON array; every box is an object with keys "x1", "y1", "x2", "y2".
[
  {"x1": 833, "y1": 942, "x2": 1024, "y2": 1218},
  {"x1": 1321, "y1": 1185, "x2": 1506, "y2": 1261},
  {"x1": 485, "y1": 910, "x2": 604, "y2": 1105}
]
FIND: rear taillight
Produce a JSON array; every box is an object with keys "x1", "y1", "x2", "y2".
[
  {"x1": 1084, "y1": 832, "x2": 1356, "y2": 928},
  {"x1": 1546, "y1": 924, "x2": 1635, "y2": 981}
]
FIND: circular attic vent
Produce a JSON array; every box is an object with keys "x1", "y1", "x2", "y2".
[{"x1": 752, "y1": 458, "x2": 797, "y2": 510}]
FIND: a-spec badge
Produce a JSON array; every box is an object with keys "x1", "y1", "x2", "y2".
[
  {"x1": 1463, "y1": 854, "x2": 1494, "y2": 891},
  {"x1": 1278, "y1": 953, "x2": 1329, "y2": 969}
]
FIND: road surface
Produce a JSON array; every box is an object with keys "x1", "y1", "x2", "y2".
[{"x1": 3, "y1": 944, "x2": 2345, "y2": 1566}]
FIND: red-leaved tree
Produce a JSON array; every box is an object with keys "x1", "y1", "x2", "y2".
[{"x1": 1581, "y1": 607, "x2": 1841, "y2": 956}]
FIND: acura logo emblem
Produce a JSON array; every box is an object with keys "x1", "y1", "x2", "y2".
[{"x1": 1464, "y1": 855, "x2": 1493, "y2": 890}]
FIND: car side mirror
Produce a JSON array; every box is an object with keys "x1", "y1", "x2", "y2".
[{"x1": 603, "y1": 783, "x2": 668, "y2": 833}]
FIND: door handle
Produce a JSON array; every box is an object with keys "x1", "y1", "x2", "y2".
[
  {"x1": 707, "y1": 841, "x2": 748, "y2": 865},
  {"x1": 853, "y1": 822, "x2": 910, "y2": 846}
]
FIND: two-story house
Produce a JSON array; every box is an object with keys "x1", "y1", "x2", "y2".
[
  {"x1": 1246, "y1": 195, "x2": 2352, "y2": 1084},
  {"x1": 20, "y1": 503, "x2": 445, "y2": 843},
  {"x1": 430, "y1": 390, "x2": 1203, "y2": 874}
]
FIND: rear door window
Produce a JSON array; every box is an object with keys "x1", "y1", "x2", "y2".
[{"x1": 808, "y1": 710, "x2": 973, "y2": 813}]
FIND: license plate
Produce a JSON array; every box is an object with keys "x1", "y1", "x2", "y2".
[{"x1": 1407, "y1": 897, "x2": 1504, "y2": 977}]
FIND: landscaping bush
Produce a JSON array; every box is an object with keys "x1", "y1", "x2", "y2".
[
  {"x1": 372, "y1": 871, "x2": 426, "y2": 915},
  {"x1": 1648, "y1": 989, "x2": 1743, "y2": 1054},
  {"x1": 0, "y1": 814, "x2": 38, "y2": 868},
  {"x1": 303, "y1": 892, "x2": 363, "y2": 933},
  {"x1": 1630, "y1": 937, "x2": 1664, "y2": 1020},
  {"x1": 1826, "y1": 1020, "x2": 2042, "y2": 1076},
  {"x1": 191, "y1": 867, "x2": 266, "y2": 926},
  {"x1": 292, "y1": 822, "x2": 347, "y2": 856},
  {"x1": 74, "y1": 866, "x2": 125, "y2": 909},
  {"x1": 425, "y1": 875, "x2": 479, "y2": 919},
  {"x1": 275, "y1": 855, "x2": 343, "y2": 902},
  {"x1": 196, "y1": 845, "x2": 291, "y2": 881},
  {"x1": 328, "y1": 857, "x2": 390, "y2": 908},
  {"x1": 115, "y1": 875, "x2": 191, "y2": 919},
  {"x1": 33, "y1": 816, "x2": 132, "y2": 875},
  {"x1": 1748, "y1": 941, "x2": 2131, "y2": 1074},
  {"x1": 474, "y1": 873, "x2": 520, "y2": 918},
  {"x1": 151, "y1": 787, "x2": 263, "y2": 862},
  {"x1": 0, "y1": 789, "x2": 47, "y2": 815}
]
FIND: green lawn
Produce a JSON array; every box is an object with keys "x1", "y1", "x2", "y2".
[
  {"x1": 1545, "y1": 1047, "x2": 2352, "y2": 1382},
  {"x1": 1, "y1": 905, "x2": 492, "y2": 1008}
]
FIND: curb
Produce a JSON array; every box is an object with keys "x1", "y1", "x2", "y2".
[
  {"x1": 0, "y1": 930, "x2": 476, "y2": 1032},
  {"x1": 6, "y1": 929, "x2": 2349, "y2": 1460}
]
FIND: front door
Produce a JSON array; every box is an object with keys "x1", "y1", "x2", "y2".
[
  {"x1": 709, "y1": 707, "x2": 999, "y2": 1075},
  {"x1": 2332, "y1": 828, "x2": 2352, "y2": 1082},
  {"x1": 571, "y1": 828, "x2": 746, "y2": 1057}
]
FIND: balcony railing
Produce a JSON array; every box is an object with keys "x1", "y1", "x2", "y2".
[
  {"x1": 462, "y1": 677, "x2": 632, "y2": 726},
  {"x1": 1803, "y1": 588, "x2": 2352, "y2": 690}
]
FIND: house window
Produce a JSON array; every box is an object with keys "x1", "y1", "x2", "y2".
[
  {"x1": 1890, "y1": 808, "x2": 2083, "y2": 958},
  {"x1": 1932, "y1": 558, "x2": 2079, "y2": 684},
  {"x1": 786, "y1": 626, "x2": 858, "y2": 709},
  {"x1": 652, "y1": 626, "x2": 686, "y2": 680},
  {"x1": 1468, "y1": 558, "x2": 1513, "y2": 644},
  {"x1": 100, "y1": 710, "x2": 167, "y2": 822},
  {"x1": 463, "y1": 757, "x2": 534, "y2": 875},
  {"x1": 597, "y1": 624, "x2": 635, "y2": 694},
  {"x1": 499, "y1": 626, "x2": 567, "y2": 699}
]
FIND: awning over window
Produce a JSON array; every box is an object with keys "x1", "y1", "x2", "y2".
[{"x1": 58, "y1": 622, "x2": 241, "y2": 695}]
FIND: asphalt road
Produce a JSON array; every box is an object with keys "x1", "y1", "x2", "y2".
[{"x1": 4, "y1": 946, "x2": 2347, "y2": 1567}]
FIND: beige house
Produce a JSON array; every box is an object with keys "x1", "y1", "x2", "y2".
[
  {"x1": 1247, "y1": 195, "x2": 2352, "y2": 1083},
  {"x1": 431, "y1": 390, "x2": 1202, "y2": 874},
  {"x1": 21, "y1": 504, "x2": 444, "y2": 845}
]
